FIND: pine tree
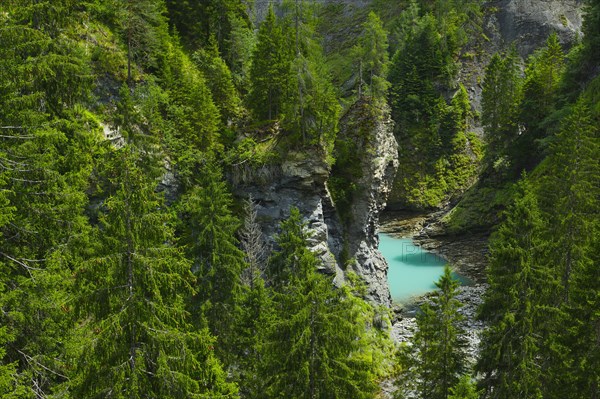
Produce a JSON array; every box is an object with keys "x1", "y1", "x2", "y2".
[
  {"x1": 476, "y1": 177, "x2": 548, "y2": 399},
  {"x1": 396, "y1": 266, "x2": 467, "y2": 399},
  {"x1": 73, "y1": 145, "x2": 236, "y2": 398},
  {"x1": 262, "y1": 208, "x2": 379, "y2": 399}
]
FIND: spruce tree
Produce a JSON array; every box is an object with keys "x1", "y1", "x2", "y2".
[
  {"x1": 281, "y1": 0, "x2": 340, "y2": 147},
  {"x1": 516, "y1": 33, "x2": 564, "y2": 169},
  {"x1": 247, "y1": 5, "x2": 293, "y2": 121},
  {"x1": 262, "y1": 208, "x2": 379, "y2": 399},
  {"x1": 542, "y1": 99, "x2": 599, "y2": 399},
  {"x1": 476, "y1": 177, "x2": 548, "y2": 399},
  {"x1": 73, "y1": 145, "x2": 236, "y2": 398},
  {"x1": 0, "y1": 2, "x2": 97, "y2": 394},
  {"x1": 448, "y1": 374, "x2": 481, "y2": 399},
  {"x1": 396, "y1": 266, "x2": 467, "y2": 399},
  {"x1": 542, "y1": 99, "x2": 598, "y2": 303},
  {"x1": 354, "y1": 11, "x2": 390, "y2": 101},
  {"x1": 193, "y1": 36, "x2": 242, "y2": 126},
  {"x1": 481, "y1": 48, "x2": 523, "y2": 167},
  {"x1": 179, "y1": 161, "x2": 246, "y2": 363}
]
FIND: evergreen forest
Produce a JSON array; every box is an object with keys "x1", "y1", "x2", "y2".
[{"x1": 0, "y1": 0, "x2": 598, "y2": 398}]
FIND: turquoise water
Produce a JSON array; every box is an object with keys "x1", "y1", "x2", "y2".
[{"x1": 379, "y1": 233, "x2": 457, "y2": 303}]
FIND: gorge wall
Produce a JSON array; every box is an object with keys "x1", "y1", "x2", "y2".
[{"x1": 231, "y1": 102, "x2": 398, "y2": 306}]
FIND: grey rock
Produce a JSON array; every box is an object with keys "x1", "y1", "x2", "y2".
[
  {"x1": 337, "y1": 101, "x2": 399, "y2": 306},
  {"x1": 493, "y1": 0, "x2": 583, "y2": 58},
  {"x1": 230, "y1": 101, "x2": 398, "y2": 306},
  {"x1": 230, "y1": 151, "x2": 340, "y2": 276}
]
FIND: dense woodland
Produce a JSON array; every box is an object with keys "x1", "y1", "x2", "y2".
[{"x1": 0, "y1": 0, "x2": 598, "y2": 398}]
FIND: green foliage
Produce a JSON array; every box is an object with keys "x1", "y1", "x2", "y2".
[
  {"x1": 178, "y1": 161, "x2": 246, "y2": 362},
  {"x1": 476, "y1": 177, "x2": 549, "y2": 399},
  {"x1": 281, "y1": 0, "x2": 341, "y2": 149},
  {"x1": 540, "y1": 98, "x2": 598, "y2": 302},
  {"x1": 247, "y1": 6, "x2": 294, "y2": 121},
  {"x1": 481, "y1": 48, "x2": 523, "y2": 167},
  {"x1": 515, "y1": 33, "x2": 564, "y2": 170},
  {"x1": 192, "y1": 37, "x2": 242, "y2": 125},
  {"x1": 165, "y1": 0, "x2": 253, "y2": 75},
  {"x1": 353, "y1": 11, "x2": 390, "y2": 100},
  {"x1": 396, "y1": 266, "x2": 468, "y2": 399},
  {"x1": 581, "y1": 0, "x2": 600, "y2": 67},
  {"x1": 73, "y1": 145, "x2": 236, "y2": 398},
  {"x1": 262, "y1": 208, "x2": 380, "y2": 399},
  {"x1": 449, "y1": 374, "x2": 481, "y2": 399},
  {"x1": 442, "y1": 179, "x2": 513, "y2": 234},
  {"x1": 388, "y1": 1, "x2": 483, "y2": 209},
  {"x1": 538, "y1": 98, "x2": 599, "y2": 399},
  {"x1": 0, "y1": 2, "x2": 101, "y2": 394}
]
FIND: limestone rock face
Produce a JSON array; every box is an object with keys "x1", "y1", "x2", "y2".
[
  {"x1": 491, "y1": 0, "x2": 583, "y2": 57},
  {"x1": 230, "y1": 101, "x2": 398, "y2": 306},
  {"x1": 336, "y1": 101, "x2": 399, "y2": 306},
  {"x1": 230, "y1": 151, "x2": 342, "y2": 278}
]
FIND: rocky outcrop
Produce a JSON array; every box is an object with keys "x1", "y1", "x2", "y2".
[
  {"x1": 335, "y1": 100, "x2": 399, "y2": 306},
  {"x1": 489, "y1": 0, "x2": 583, "y2": 58},
  {"x1": 230, "y1": 150, "x2": 342, "y2": 277},
  {"x1": 230, "y1": 100, "x2": 398, "y2": 306},
  {"x1": 461, "y1": 0, "x2": 583, "y2": 123}
]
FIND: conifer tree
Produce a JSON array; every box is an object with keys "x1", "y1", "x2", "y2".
[
  {"x1": 165, "y1": 47, "x2": 222, "y2": 162},
  {"x1": 481, "y1": 48, "x2": 523, "y2": 167},
  {"x1": 179, "y1": 161, "x2": 246, "y2": 362},
  {"x1": 231, "y1": 199, "x2": 272, "y2": 398},
  {"x1": 541, "y1": 99, "x2": 599, "y2": 399},
  {"x1": 516, "y1": 33, "x2": 564, "y2": 169},
  {"x1": 542, "y1": 99, "x2": 598, "y2": 303},
  {"x1": 476, "y1": 177, "x2": 548, "y2": 399},
  {"x1": 262, "y1": 208, "x2": 379, "y2": 399},
  {"x1": 248, "y1": 5, "x2": 293, "y2": 121},
  {"x1": 281, "y1": 0, "x2": 341, "y2": 146},
  {"x1": 116, "y1": 0, "x2": 170, "y2": 83},
  {"x1": 73, "y1": 145, "x2": 236, "y2": 398},
  {"x1": 354, "y1": 11, "x2": 390, "y2": 101},
  {"x1": 234, "y1": 274, "x2": 273, "y2": 399},
  {"x1": 0, "y1": 2, "x2": 97, "y2": 394},
  {"x1": 193, "y1": 37, "x2": 242, "y2": 126},
  {"x1": 448, "y1": 374, "x2": 481, "y2": 399},
  {"x1": 396, "y1": 266, "x2": 467, "y2": 399},
  {"x1": 239, "y1": 197, "x2": 269, "y2": 288}
]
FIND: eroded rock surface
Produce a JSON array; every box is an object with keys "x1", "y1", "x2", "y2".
[
  {"x1": 336, "y1": 101, "x2": 399, "y2": 306},
  {"x1": 230, "y1": 101, "x2": 398, "y2": 306}
]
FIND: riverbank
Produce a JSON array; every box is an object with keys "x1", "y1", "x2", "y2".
[
  {"x1": 380, "y1": 210, "x2": 489, "y2": 283},
  {"x1": 378, "y1": 210, "x2": 489, "y2": 397}
]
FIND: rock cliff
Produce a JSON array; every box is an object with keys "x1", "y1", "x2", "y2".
[
  {"x1": 230, "y1": 150, "x2": 341, "y2": 276},
  {"x1": 230, "y1": 101, "x2": 398, "y2": 306},
  {"x1": 334, "y1": 100, "x2": 399, "y2": 306}
]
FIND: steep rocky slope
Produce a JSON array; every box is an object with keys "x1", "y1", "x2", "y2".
[{"x1": 231, "y1": 101, "x2": 398, "y2": 306}]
